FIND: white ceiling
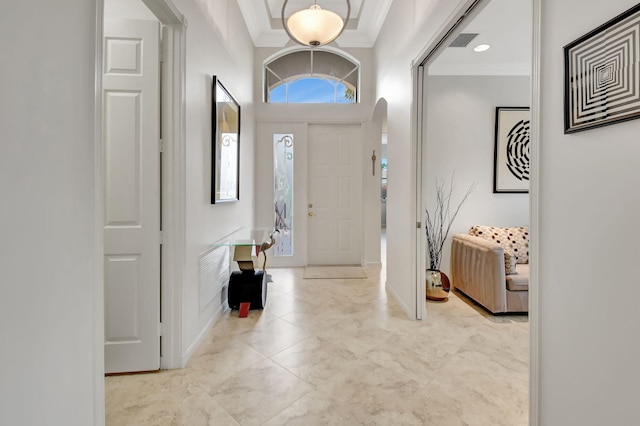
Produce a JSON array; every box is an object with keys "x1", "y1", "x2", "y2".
[
  {"x1": 430, "y1": 0, "x2": 532, "y2": 76},
  {"x1": 235, "y1": 0, "x2": 532, "y2": 75},
  {"x1": 236, "y1": 0, "x2": 394, "y2": 48}
]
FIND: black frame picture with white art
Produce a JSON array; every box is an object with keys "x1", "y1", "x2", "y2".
[
  {"x1": 493, "y1": 107, "x2": 530, "y2": 194},
  {"x1": 564, "y1": 3, "x2": 640, "y2": 134}
]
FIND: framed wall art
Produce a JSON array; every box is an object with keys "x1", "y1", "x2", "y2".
[
  {"x1": 564, "y1": 3, "x2": 640, "y2": 133},
  {"x1": 211, "y1": 76, "x2": 240, "y2": 204},
  {"x1": 493, "y1": 107, "x2": 530, "y2": 194}
]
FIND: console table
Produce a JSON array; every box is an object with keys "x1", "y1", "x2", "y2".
[{"x1": 213, "y1": 229, "x2": 277, "y2": 316}]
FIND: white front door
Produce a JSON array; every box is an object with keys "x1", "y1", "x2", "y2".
[
  {"x1": 103, "y1": 19, "x2": 161, "y2": 374},
  {"x1": 307, "y1": 124, "x2": 362, "y2": 265}
]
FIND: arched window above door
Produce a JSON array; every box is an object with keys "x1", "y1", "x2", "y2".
[{"x1": 265, "y1": 49, "x2": 359, "y2": 104}]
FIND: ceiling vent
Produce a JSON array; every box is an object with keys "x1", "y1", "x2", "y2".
[{"x1": 449, "y1": 33, "x2": 478, "y2": 48}]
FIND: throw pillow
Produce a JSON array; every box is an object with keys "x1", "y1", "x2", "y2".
[
  {"x1": 469, "y1": 225, "x2": 529, "y2": 264},
  {"x1": 506, "y1": 226, "x2": 529, "y2": 264},
  {"x1": 504, "y1": 251, "x2": 517, "y2": 275}
]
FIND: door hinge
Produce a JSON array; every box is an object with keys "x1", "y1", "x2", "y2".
[
  {"x1": 159, "y1": 47, "x2": 165, "y2": 62},
  {"x1": 159, "y1": 231, "x2": 164, "y2": 244},
  {"x1": 159, "y1": 139, "x2": 165, "y2": 153},
  {"x1": 416, "y1": 222, "x2": 422, "y2": 229},
  {"x1": 159, "y1": 322, "x2": 164, "y2": 336}
]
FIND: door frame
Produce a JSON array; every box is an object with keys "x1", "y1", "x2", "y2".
[
  {"x1": 146, "y1": 0, "x2": 187, "y2": 372},
  {"x1": 94, "y1": 0, "x2": 186, "y2": 417},
  {"x1": 410, "y1": 0, "x2": 540, "y2": 423},
  {"x1": 258, "y1": 120, "x2": 367, "y2": 268},
  {"x1": 413, "y1": 64, "x2": 426, "y2": 319},
  {"x1": 411, "y1": 1, "x2": 489, "y2": 321}
]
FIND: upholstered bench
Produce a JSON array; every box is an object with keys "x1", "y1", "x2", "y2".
[{"x1": 450, "y1": 226, "x2": 529, "y2": 314}]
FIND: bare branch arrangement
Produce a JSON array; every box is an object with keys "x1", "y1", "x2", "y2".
[{"x1": 425, "y1": 175, "x2": 474, "y2": 270}]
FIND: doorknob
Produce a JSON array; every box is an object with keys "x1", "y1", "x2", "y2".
[
  {"x1": 308, "y1": 203, "x2": 313, "y2": 208},
  {"x1": 308, "y1": 212, "x2": 315, "y2": 217}
]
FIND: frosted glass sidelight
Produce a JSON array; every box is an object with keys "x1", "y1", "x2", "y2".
[{"x1": 274, "y1": 134, "x2": 294, "y2": 256}]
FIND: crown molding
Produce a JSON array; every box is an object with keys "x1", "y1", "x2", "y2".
[{"x1": 237, "y1": 0, "x2": 393, "y2": 48}]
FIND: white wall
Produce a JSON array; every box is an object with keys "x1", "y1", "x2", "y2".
[
  {"x1": 253, "y1": 46, "x2": 381, "y2": 267},
  {"x1": 0, "y1": 1, "x2": 102, "y2": 425},
  {"x1": 375, "y1": 0, "x2": 468, "y2": 316},
  {"x1": 425, "y1": 75, "x2": 530, "y2": 276},
  {"x1": 104, "y1": 0, "x2": 155, "y2": 19},
  {"x1": 538, "y1": 0, "x2": 640, "y2": 424},
  {"x1": 172, "y1": 0, "x2": 256, "y2": 363}
]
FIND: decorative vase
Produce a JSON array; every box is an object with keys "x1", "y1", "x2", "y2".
[
  {"x1": 426, "y1": 269, "x2": 448, "y2": 301},
  {"x1": 440, "y1": 271, "x2": 450, "y2": 292},
  {"x1": 426, "y1": 270, "x2": 442, "y2": 288}
]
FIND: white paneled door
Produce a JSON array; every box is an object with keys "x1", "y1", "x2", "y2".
[
  {"x1": 307, "y1": 124, "x2": 362, "y2": 265},
  {"x1": 103, "y1": 19, "x2": 161, "y2": 374}
]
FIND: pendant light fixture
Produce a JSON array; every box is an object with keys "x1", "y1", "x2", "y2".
[{"x1": 281, "y1": 0, "x2": 351, "y2": 47}]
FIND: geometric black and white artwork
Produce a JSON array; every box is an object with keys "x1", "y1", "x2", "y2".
[
  {"x1": 564, "y1": 3, "x2": 640, "y2": 133},
  {"x1": 494, "y1": 107, "x2": 530, "y2": 193}
]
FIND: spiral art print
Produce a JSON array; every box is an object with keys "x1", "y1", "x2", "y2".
[
  {"x1": 494, "y1": 107, "x2": 530, "y2": 193},
  {"x1": 505, "y1": 118, "x2": 530, "y2": 182}
]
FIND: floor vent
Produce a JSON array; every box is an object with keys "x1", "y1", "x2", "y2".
[{"x1": 449, "y1": 33, "x2": 478, "y2": 47}]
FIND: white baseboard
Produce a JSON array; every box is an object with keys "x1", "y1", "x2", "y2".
[
  {"x1": 386, "y1": 281, "x2": 415, "y2": 319},
  {"x1": 180, "y1": 303, "x2": 225, "y2": 367}
]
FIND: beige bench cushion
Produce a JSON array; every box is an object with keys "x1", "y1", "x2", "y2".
[{"x1": 506, "y1": 264, "x2": 529, "y2": 291}]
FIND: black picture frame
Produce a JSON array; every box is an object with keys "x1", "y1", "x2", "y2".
[
  {"x1": 493, "y1": 107, "x2": 530, "y2": 194},
  {"x1": 564, "y1": 3, "x2": 640, "y2": 134},
  {"x1": 211, "y1": 76, "x2": 240, "y2": 204}
]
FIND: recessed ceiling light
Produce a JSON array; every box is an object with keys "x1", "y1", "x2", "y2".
[{"x1": 473, "y1": 44, "x2": 491, "y2": 52}]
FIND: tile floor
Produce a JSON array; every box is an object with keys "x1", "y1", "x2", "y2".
[{"x1": 106, "y1": 262, "x2": 529, "y2": 425}]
